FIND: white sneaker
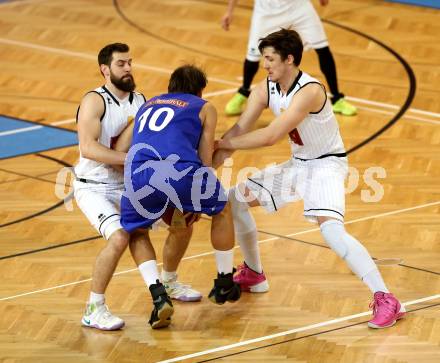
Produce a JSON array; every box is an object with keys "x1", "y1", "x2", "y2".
[
  {"x1": 163, "y1": 278, "x2": 202, "y2": 302},
  {"x1": 81, "y1": 302, "x2": 125, "y2": 331}
]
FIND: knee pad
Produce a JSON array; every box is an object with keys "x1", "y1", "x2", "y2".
[
  {"x1": 320, "y1": 219, "x2": 376, "y2": 279},
  {"x1": 320, "y1": 219, "x2": 347, "y2": 258}
]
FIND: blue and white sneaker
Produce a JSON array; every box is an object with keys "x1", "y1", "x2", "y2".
[{"x1": 81, "y1": 301, "x2": 125, "y2": 331}]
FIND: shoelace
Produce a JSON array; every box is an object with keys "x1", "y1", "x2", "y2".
[
  {"x1": 167, "y1": 282, "x2": 197, "y2": 295},
  {"x1": 95, "y1": 304, "x2": 114, "y2": 321},
  {"x1": 370, "y1": 295, "x2": 396, "y2": 318}
]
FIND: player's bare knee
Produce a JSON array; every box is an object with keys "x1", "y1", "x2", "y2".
[
  {"x1": 168, "y1": 224, "x2": 193, "y2": 239},
  {"x1": 107, "y1": 229, "x2": 129, "y2": 255},
  {"x1": 129, "y1": 229, "x2": 148, "y2": 243}
]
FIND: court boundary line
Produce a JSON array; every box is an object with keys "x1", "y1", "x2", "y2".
[
  {"x1": 0, "y1": 37, "x2": 438, "y2": 120},
  {"x1": 196, "y1": 302, "x2": 440, "y2": 362},
  {"x1": 1, "y1": 199, "x2": 439, "y2": 302},
  {"x1": 158, "y1": 294, "x2": 440, "y2": 363}
]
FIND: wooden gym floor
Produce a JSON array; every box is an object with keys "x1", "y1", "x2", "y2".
[{"x1": 0, "y1": 0, "x2": 439, "y2": 362}]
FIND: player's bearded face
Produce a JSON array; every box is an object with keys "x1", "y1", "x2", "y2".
[{"x1": 110, "y1": 69, "x2": 136, "y2": 92}]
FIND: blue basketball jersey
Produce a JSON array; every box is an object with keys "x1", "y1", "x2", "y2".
[
  {"x1": 121, "y1": 92, "x2": 226, "y2": 232},
  {"x1": 131, "y1": 93, "x2": 206, "y2": 165}
]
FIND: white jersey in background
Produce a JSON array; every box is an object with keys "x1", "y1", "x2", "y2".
[
  {"x1": 267, "y1": 71, "x2": 346, "y2": 160},
  {"x1": 247, "y1": 0, "x2": 328, "y2": 61},
  {"x1": 74, "y1": 86, "x2": 145, "y2": 184},
  {"x1": 255, "y1": 0, "x2": 305, "y2": 14}
]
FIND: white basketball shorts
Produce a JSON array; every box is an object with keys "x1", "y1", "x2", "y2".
[
  {"x1": 73, "y1": 181, "x2": 124, "y2": 240},
  {"x1": 245, "y1": 156, "x2": 348, "y2": 223},
  {"x1": 247, "y1": 0, "x2": 329, "y2": 61}
]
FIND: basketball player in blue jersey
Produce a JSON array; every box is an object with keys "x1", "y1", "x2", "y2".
[
  {"x1": 215, "y1": 29, "x2": 405, "y2": 329},
  {"x1": 75, "y1": 43, "x2": 202, "y2": 332},
  {"x1": 116, "y1": 65, "x2": 241, "y2": 329}
]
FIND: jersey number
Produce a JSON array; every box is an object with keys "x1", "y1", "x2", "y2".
[
  {"x1": 138, "y1": 107, "x2": 175, "y2": 133},
  {"x1": 289, "y1": 128, "x2": 304, "y2": 146}
]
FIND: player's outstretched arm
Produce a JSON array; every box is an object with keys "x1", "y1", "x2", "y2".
[
  {"x1": 212, "y1": 80, "x2": 267, "y2": 167},
  {"x1": 198, "y1": 101, "x2": 217, "y2": 167},
  {"x1": 218, "y1": 83, "x2": 325, "y2": 151},
  {"x1": 77, "y1": 92, "x2": 126, "y2": 165}
]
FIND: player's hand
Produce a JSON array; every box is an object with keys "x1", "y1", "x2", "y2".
[
  {"x1": 183, "y1": 212, "x2": 201, "y2": 227},
  {"x1": 214, "y1": 139, "x2": 221, "y2": 150},
  {"x1": 212, "y1": 148, "x2": 233, "y2": 169},
  {"x1": 319, "y1": 0, "x2": 329, "y2": 6},
  {"x1": 221, "y1": 13, "x2": 232, "y2": 30}
]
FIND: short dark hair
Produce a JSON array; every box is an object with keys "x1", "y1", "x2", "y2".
[
  {"x1": 98, "y1": 43, "x2": 129, "y2": 66},
  {"x1": 168, "y1": 65, "x2": 207, "y2": 96},
  {"x1": 258, "y1": 28, "x2": 303, "y2": 66}
]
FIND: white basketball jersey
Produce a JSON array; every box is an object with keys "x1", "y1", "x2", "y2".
[
  {"x1": 254, "y1": 0, "x2": 307, "y2": 14},
  {"x1": 75, "y1": 86, "x2": 145, "y2": 183},
  {"x1": 267, "y1": 71, "x2": 346, "y2": 160}
]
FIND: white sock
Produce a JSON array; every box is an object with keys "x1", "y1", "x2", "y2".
[
  {"x1": 362, "y1": 269, "x2": 389, "y2": 294},
  {"x1": 214, "y1": 249, "x2": 234, "y2": 274},
  {"x1": 138, "y1": 260, "x2": 161, "y2": 287},
  {"x1": 237, "y1": 230, "x2": 262, "y2": 273},
  {"x1": 229, "y1": 187, "x2": 262, "y2": 273},
  {"x1": 89, "y1": 292, "x2": 105, "y2": 305},
  {"x1": 161, "y1": 269, "x2": 177, "y2": 282}
]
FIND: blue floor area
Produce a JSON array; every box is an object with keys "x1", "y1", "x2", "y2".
[
  {"x1": 386, "y1": 0, "x2": 440, "y2": 8},
  {"x1": 0, "y1": 115, "x2": 78, "y2": 159}
]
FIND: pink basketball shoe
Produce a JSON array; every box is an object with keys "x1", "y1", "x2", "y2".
[
  {"x1": 233, "y1": 262, "x2": 269, "y2": 293},
  {"x1": 368, "y1": 292, "x2": 405, "y2": 329}
]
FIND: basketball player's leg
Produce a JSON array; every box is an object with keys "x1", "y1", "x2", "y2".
[
  {"x1": 129, "y1": 228, "x2": 174, "y2": 329},
  {"x1": 208, "y1": 201, "x2": 242, "y2": 304},
  {"x1": 161, "y1": 225, "x2": 202, "y2": 302},
  {"x1": 304, "y1": 160, "x2": 404, "y2": 328},
  {"x1": 230, "y1": 161, "x2": 298, "y2": 292},
  {"x1": 74, "y1": 183, "x2": 127, "y2": 330},
  {"x1": 82, "y1": 224, "x2": 128, "y2": 330},
  {"x1": 191, "y1": 170, "x2": 241, "y2": 305},
  {"x1": 317, "y1": 215, "x2": 405, "y2": 328}
]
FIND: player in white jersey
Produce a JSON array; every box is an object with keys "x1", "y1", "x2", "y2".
[
  {"x1": 221, "y1": 0, "x2": 356, "y2": 117},
  {"x1": 215, "y1": 29, "x2": 405, "y2": 329},
  {"x1": 74, "y1": 43, "x2": 201, "y2": 331}
]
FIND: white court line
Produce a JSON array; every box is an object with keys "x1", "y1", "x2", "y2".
[
  {"x1": 2, "y1": 101, "x2": 437, "y2": 139},
  {"x1": 1, "y1": 37, "x2": 439, "y2": 119},
  {"x1": 1, "y1": 200, "x2": 439, "y2": 302},
  {"x1": 158, "y1": 293, "x2": 440, "y2": 363},
  {"x1": 1, "y1": 37, "x2": 439, "y2": 129},
  {"x1": 0, "y1": 0, "x2": 48, "y2": 7},
  {"x1": 355, "y1": 105, "x2": 440, "y2": 125},
  {"x1": 0, "y1": 238, "x2": 276, "y2": 302},
  {"x1": 0, "y1": 38, "x2": 239, "y2": 87},
  {"x1": 346, "y1": 95, "x2": 440, "y2": 119},
  {"x1": 0, "y1": 125, "x2": 42, "y2": 136},
  {"x1": 0, "y1": 88, "x2": 237, "y2": 137}
]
